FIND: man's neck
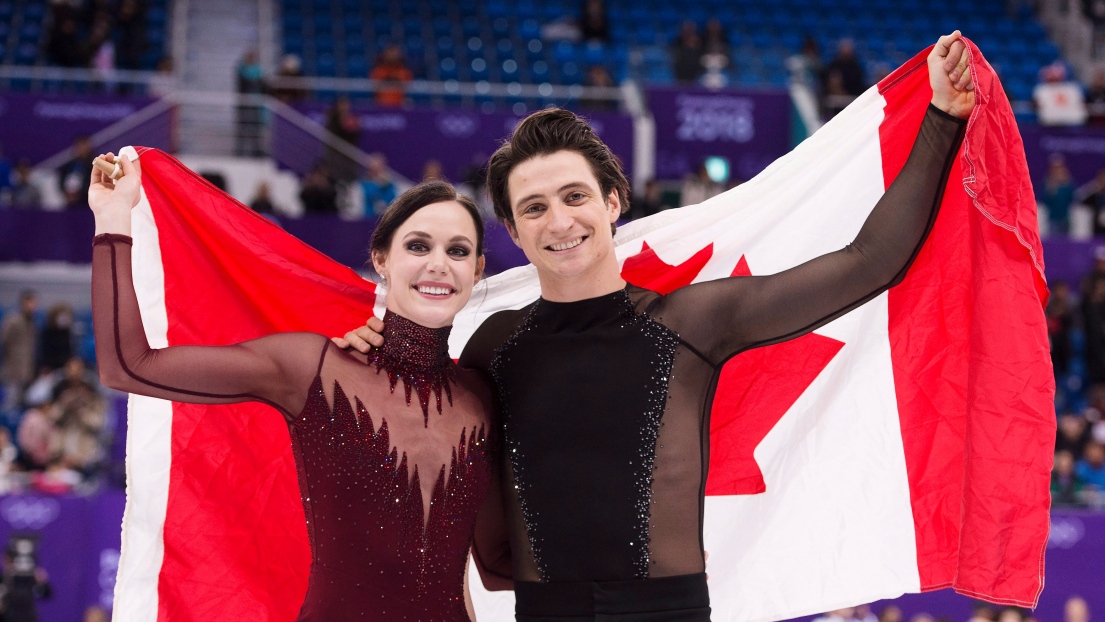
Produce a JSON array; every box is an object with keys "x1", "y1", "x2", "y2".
[{"x1": 537, "y1": 258, "x2": 626, "y2": 303}]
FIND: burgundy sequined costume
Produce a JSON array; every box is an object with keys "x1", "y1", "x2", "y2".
[{"x1": 91, "y1": 233, "x2": 496, "y2": 621}]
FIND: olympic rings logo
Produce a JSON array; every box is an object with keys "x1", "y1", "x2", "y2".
[
  {"x1": 436, "y1": 113, "x2": 479, "y2": 138},
  {"x1": 0, "y1": 497, "x2": 61, "y2": 530},
  {"x1": 1047, "y1": 516, "x2": 1085, "y2": 549}
]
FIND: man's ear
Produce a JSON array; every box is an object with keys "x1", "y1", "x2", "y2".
[
  {"x1": 505, "y1": 220, "x2": 522, "y2": 249},
  {"x1": 607, "y1": 189, "x2": 622, "y2": 224}
]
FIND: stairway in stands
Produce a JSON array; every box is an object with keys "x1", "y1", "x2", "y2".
[{"x1": 176, "y1": 0, "x2": 262, "y2": 155}]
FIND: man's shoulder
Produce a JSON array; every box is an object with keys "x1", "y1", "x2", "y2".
[{"x1": 459, "y1": 304, "x2": 535, "y2": 371}]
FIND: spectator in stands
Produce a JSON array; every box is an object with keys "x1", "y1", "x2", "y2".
[
  {"x1": 1048, "y1": 281, "x2": 1074, "y2": 376},
  {"x1": 1, "y1": 291, "x2": 37, "y2": 413},
  {"x1": 7, "y1": 160, "x2": 40, "y2": 208},
  {"x1": 681, "y1": 162, "x2": 723, "y2": 206},
  {"x1": 671, "y1": 21, "x2": 704, "y2": 84},
  {"x1": 1082, "y1": 276, "x2": 1105, "y2": 385},
  {"x1": 812, "y1": 608, "x2": 857, "y2": 622},
  {"x1": 701, "y1": 18, "x2": 730, "y2": 70},
  {"x1": 299, "y1": 166, "x2": 339, "y2": 215},
  {"x1": 1034, "y1": 62, "x2": 1088, "y2": 126},
  {"x1": 422, "y1": 159, "x2": 445, "y2": 182},
  {"x1": 370, "y1": 46, "x2": 414, "y2": 107},
  {"x1": 997, "y1": 612, "x2": 1025, "y2": 622},
  {"x1": 249, "y1": 182, "x2": 275, "y2": 214},
  {"x1": 629, "y1": 179, "x2": 666, "y2": 220},
  {"x1": 788, "y1": 36, "x2": 823, "y2": 95},
  {"x1": 271, "y1": 55, "x2": 307, "y2": 104},
  {"x1": 0, "y1": 539, "x2": 53, "y2": 622},
  {"x1": 83, "y1": 606, "x2": 110, "y2": 622},
  {"x1": 1052, "y1": 449, "x2": 1087, "y2": 507},
  {"x1": 40, "y1": 304, "x2": 73, "y2": 372},
  {"x1": 969, "y1": 604, "x2": 997, "y2": 622},
  {"x1": 878, "y1": 606, "x2": 903, "y2": 622},
  {"x1": 116, "y1": 0, "x2": 147, "y2": 71},
  {"x1": 148, "y1": 57, "x2": 177, "y2": 98},
  {"x1": 1057, "y1": 411, "x2": 1092, "y2": 458},
  {"x1": 235, "y1": 51, "x2": 266, "y2": 157},
  {"x1": 1086, "y1": 68, "x2": 1105, "y2": 126},
  {"x1": 8, "y1": 160, "x2": 41, "y2": 209},
  {"x1": 1076, "y1": 440, "x2": 1105, "y2": 491},
  {"x1": 360, "y1": 153, "x2": 397, "y2": 216},
  {"x1": 1074, "y1": 169, "x2": 1105, "y2": 235},
  {"x1": 0, "y1": 141, "x2": 11, "y2": 200},
  {"x1": 1043, "y1": 153, "x2": 1074, "y2": 235},
  {"x1": 579, "y1": 0, "x2": 609, "y2": 42},
  {"x1": 15, "y1": 400, "x2": 59, "y2": 471},
  {"x1": 0, "y1": 428, "x2": 16, "y2": 493},
  {"x1": 824, "y1": 39, "x2": 866, "y2": 97},
  {"x1": 581, "y1": 66, "x2": 618, "y2": 110},
  {"x1": 821, "y1": 70, "x2": 852, "y2": 120},
  {"x1": 90, "y1": 17, "x2": 116, "y2": 91},
  {"x1": 324, "y1": 97, "x2": 361, "y2": 184},
  {"x1": 46, "y1": 12, "x2": 84, "y2": 68},
  {"x1": 1065, "y1": 597, "x2": 1090, "y2": 622},
  {"x1": 53, "y1": 362, "x2": 107, "y2": 479},
  {"x1": 57, "y1": 136, "x2": 94, "y2": 209}
]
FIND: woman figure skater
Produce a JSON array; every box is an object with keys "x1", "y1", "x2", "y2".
[{"x1": 89, "y1": 155, "x2": 498, "y2": 621}]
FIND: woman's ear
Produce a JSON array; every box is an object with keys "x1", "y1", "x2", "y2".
[
  {"x1": 475, "y1": 255, "x2": 486, "y2": 283},
  {"x1": 371, "y1": 249, "x2": 387, "y2": 283}
]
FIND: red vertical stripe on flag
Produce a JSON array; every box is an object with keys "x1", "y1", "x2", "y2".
[
  {"x1": 879, "y1": 44, "x2": 1053, "y2": 605},
  {"x1": 138, "y1": 150, "x2": 377, "y2": 620}
]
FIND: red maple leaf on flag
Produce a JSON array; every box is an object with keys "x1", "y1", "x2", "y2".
[{"x1": 622, "y1": 243, "x2": 844, "y2": 497}]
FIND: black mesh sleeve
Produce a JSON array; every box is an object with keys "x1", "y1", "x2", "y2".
[
  {"x1": 92, "y1": 233, "x2": 328, "y2": 419},
  {"x1": 654, "y1": 104, "x2": 967, "y2": 365}
]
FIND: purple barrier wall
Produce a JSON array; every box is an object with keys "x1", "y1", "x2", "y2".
[
  {"x1": 1021, "y1": 123, "x2": 1105, "y2": 190},
  {"x1": 274, "y1": 104, "x2": 635, "y2": 184},
  {"x1": 5, "y1": 209, "x2": 1098, "y2": 288},
  {"x1": 646, "y1": 86, "x2": 793, "y2": 182},
  {"x1": 0, "y1": 493, "x2": 1096, "y2": 622},
  {"x1": 0, "y1": 93, "x2": 170, "y2": 165},
  {"x1": 0, "y1": 209, "x2": 529, "y2": 276},
  {"x1": 782, "y1": 512, "x2": 1105, "y2": 621}
]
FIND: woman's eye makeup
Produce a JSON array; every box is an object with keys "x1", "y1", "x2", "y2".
[
  {"x1": 448, "y1": 246, "x2": 471, "y2": 257},
  {"x1": 405, "y1": 240, "x2": 429, "y2": 252}
]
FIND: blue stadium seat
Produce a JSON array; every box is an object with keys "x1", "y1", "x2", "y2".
[
  {"x1": 0, "y1": 3, "x2": 14, "y2": 20},
  {"x1": 15, "y1": 42, "x2": 36, "y2": 65},
  {"x1": 501, "y1": 58, "x2": 520, "y2": 81},
  {"x1": 438, "y1": 57, "x2": 459, "y2": 81},
  {"x1": 470, "y1": 57, "x2": 490, "y2": 80},
  {"x1": 347, "y1": 55, "x2": 368, "y2": 76}
]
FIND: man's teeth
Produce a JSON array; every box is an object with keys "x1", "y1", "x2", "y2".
[
  {"x1": 416, "y1": 286, "x2": 453, "y2": 295},
  {"x1": 550, "y1": 237, "x2": 584, "y2": 251}
]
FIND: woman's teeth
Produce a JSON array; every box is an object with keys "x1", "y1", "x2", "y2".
[
  {"x1": 416, "y1": 286, "x2": 453, "y2": 295},
  {"x1": 550, "y1": 237, "x2": 584, "y2": 251}
]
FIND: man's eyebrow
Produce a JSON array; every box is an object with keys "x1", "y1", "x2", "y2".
[{"x1": 513, "y1": 182, "x2": 592, "y2": 210}]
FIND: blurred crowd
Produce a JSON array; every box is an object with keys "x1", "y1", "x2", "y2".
[
  {"x1": 1048, "y1": 253, "x2": 1105, "y2": 508},
  {"x1": 0, "y1": 291, "x2": 115, "y2": 496},
  {"x1": 812, "y1": 598, "x2": 1091, "y2": 622},
  {"x1": 46, "y1": 0, "x2": 155, "y2": 79}
]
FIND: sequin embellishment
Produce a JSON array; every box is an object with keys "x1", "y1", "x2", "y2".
[{"x1": 366, "y1": 310, "x2": 456, "y2": 426}]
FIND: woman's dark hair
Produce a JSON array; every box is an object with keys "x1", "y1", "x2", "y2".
[
  {"x1": 370, "y1": 180, "x2": 484, "y2": 257},
  {"x1": 486, "y1": 108, "x2": 630, "y2": 229}
]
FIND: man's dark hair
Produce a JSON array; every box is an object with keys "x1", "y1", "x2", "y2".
[
  {"x1": 486, "y1": 108, "x2": 630, "y2": 228},
  {"x1": 370, "y1": 180, "x2": 484, "y2": 257}
]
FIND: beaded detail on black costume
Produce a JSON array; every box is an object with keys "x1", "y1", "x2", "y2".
[{"x1": 366, "y1": 310, "x2": 456, "y2": 426}]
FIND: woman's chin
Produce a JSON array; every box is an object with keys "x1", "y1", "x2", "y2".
[{"x1": 391, "y1": 301, "x2": 463, "y2": 329}]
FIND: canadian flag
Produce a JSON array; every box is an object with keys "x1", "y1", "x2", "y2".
[{"x1": 111, "y1": 42, "x2": 1053, "y2": 622}]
